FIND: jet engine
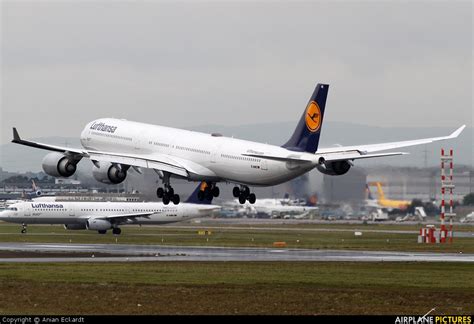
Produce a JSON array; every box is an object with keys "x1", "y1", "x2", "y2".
[
  {"x1": 316, "y1": 159, "x2": 351, "y2": 176},
  {"x1": 86, "y1": 218, "x2": 112, "y2": 231},
  {"x1": 92, "y1": 162, "x2": 128, "y2": 184},
  {"x1": 64, "y1": 224, "x2": 87, "y2": 230},
  {"x1": 42, "y1": 152, "x2": 80, "y2": 177}
]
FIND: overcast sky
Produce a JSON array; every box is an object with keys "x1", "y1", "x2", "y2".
[{"x1": 1, "y1": 0, "x2": 472, "y2": 144}]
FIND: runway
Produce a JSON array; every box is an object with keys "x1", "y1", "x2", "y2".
[{"x1": 0, "y1": 242, "x2": 472, "y2": 263}]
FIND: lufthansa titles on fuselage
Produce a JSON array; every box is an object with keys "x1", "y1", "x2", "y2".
[
  {"x1": 90, "y1": 122, "x2": 118, "y2": 133},
  {"x1": 31, "y1": 203, "x2": 64, "y2": 209}
]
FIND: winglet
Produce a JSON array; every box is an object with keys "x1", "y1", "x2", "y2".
[
  {"x1": 12, "y1": 127, "x2": 21, "y2": 142},
  {"x1": 449, "y1": 125, "x2": 466, "y2": 138}
]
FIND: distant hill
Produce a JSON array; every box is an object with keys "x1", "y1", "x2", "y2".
[{"x1": 0, "y1": 122, "x2": 472, "y2": 172}]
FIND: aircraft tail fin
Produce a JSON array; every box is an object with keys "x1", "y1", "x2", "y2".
[
  {"x1": 282, "y1": 83, "x2": 329, "y2": 153},
  {"x1": 375, "y1": 182, "x2": 385, "y2": 200},
  {"x1": 186, "y1": 182, "x2": 214, "y2": 204},
  {"x1": 366, "y1": 184, "x2": 374, "y2": 200},
  {"x1": 31, "y1": 180, "x2": 42, "y2": 196}
]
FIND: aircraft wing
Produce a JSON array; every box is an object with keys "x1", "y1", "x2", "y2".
[
  {"x1": 244, "y1": 125, "x2": 465, "y2": 163},
  {"x1": 81, "y1": 212, "x2": 155, "y2": 221},
  {"x1": 317, "y1": 125, "x2": 466, "y2": 155},
  {"x1": 12, "y1": 127, "x2": 86, "y2": 155},
  {"x1": 87, "y1": 151, "x2": 189, "y2": 178},
  {"x1": 12, "y1": 127, "x2": 213, "y2": 179},
  {"x1": 103, "y1": 212, "x2": 154, "y2": 220},
  {"x1": 243, "y1": 151, "x2": 407, "y2": 163}
]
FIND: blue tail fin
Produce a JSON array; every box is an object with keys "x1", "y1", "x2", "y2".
[
  {"x1": 282, "y1": 83, "x2": 329, "y2": 153},
  {"x1": 185, "y1": 182, "x2": 213, "y2": 204}
]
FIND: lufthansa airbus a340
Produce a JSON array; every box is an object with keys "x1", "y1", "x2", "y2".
[{"x1": 12, "y1": 83, "x2": 465, "y2": 205}]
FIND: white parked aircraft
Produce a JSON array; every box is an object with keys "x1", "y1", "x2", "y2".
[
  {"x1": 0, "y1": 184, "x2": 220, "y2": 235},
  {"x1": 227, "y1": 198, "x2": 318, "y2": 219},
  {"x1": 11, "y1": 84, "x2": 465, "y2": 205}
]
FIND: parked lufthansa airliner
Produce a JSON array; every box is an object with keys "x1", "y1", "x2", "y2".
[
  {"x1": 0, "y1": 184, "x2": 220, "y2": 234},
  {"x1": 12, "y1": 84, "x2": 465, "y2": 205}
]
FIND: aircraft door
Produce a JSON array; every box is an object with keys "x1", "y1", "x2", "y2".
[
  {"x1": 134, "y1": 128, "x2": 146, "y2": 152},
  {"x1": 210, "y1": 144, "x2": 220, "y2": 163},
  {"x1": 69, "y1": 206, "x2": 75, "y2": 217},
  {"x1": 261, "y1": 159, "x2": 268, "y2": 170},
  {"x1": 23, "y1": 206, "x2": 30, "y2": 217}
]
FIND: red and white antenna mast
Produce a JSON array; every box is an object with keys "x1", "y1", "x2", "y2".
[{"x1": 440, "y1": 148, "x2": 456, "y2": 243}]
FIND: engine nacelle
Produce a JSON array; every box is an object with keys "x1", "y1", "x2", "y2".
[
  {"x1": 92, "y1": 162, "x2": 128, "y2": 184},
  {"x1": 64, "y1": 224, "x2": 87, "y2": 230},
  {"x1": 86, "y1": 218, "x2": 112, "y2": 231},
  {"x1": 316, "y1": 160, "x2": 351, "y2": 176},
  {"x1": 42, "y1": 152, "x2": 79, "y2": 178}
]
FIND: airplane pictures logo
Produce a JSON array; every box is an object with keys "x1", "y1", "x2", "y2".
[{"x1": 305, "y1": 101, "x2": 321, "y2": 133}]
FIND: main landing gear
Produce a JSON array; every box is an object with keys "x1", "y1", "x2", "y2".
[
  {"x1": 156, "y1": 173, "x2": 180, "y2": 205},
  {"x1": 97, "y1": 228, "x2": 121, "y2": 235},
  {"x1": 156, "y1": 186, "x2": 180, "y2": 205},
  {"x1": 197, "y1": 182, "x2": 220, "y2": 201},
  {"x1": 233, "y1": 186, "x2": 256, "y2": 204}
]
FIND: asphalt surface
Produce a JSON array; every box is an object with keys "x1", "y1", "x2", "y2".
[{"x1": 0, "y1": 242, "x2": 472, "y2": 263}]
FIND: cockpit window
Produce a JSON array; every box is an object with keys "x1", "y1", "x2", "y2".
[{"x1": 7, "y1": 207, "x2": 18, "y2": 211}]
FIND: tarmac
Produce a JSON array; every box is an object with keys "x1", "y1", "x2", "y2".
[{"x1": 0, "y1": 242, "x2": 472, "y2": 263}]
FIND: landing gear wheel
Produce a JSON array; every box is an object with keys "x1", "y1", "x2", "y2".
[
  {"x1": 160, "y1": 172, "x2": 179, "y2": 204},
  {"x1": 21, "y1": 228, "x2": 27, "y2": 234},
  {"x1": 239, "y1": 194, "x2": 247, "y2": 204},
  {"x1": 233, "y1": 186, "x2": 240, "y2": 198},
  {"x1": 112, "y1": 228, "x2": 122, "y2": 235},
  {"x1": 242, "y1": 186, "x2": 250, "y2": 197},
  {"x1": 98, "y1": 230, "x2": 107, "y2": 234},
  {"x1": 248, "y1": 193, "x2": 256, "y2": 204},
  {"x1": 156, "y1": 187, "x2": 164, "y2": 198},
  {"x1": 212, "y1": 186, "x2": 220, "y2": 197},
  {"x1": 172, "y1": 194, "x2": 180, "y2": 205}
]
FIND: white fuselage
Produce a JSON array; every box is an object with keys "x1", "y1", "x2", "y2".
[
  {"x1": 80, "y1": 118, "x2": 317, "y2": 186},
  {"x1": 0, "y1": 201, "x2": 218, "y2": 226},
  {"x1": 236, "y1": 198, "x2": 318, "y2": 217}
]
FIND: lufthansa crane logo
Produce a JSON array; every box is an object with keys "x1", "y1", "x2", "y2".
[{"x1": 305, "y1": 101, "x2": 321, "y2": 132}]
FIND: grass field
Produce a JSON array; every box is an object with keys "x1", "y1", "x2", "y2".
[
  {"x1": 0, "y1": 222, "x2": 473, "y2": 315},
  {"x1": 0, "y1": 222, "x2": 473, "y2": 253},
  {"x1": 0, "y1": 262, "x2": 472, "y2": 315}
]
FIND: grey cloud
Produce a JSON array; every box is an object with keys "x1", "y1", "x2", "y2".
[{"x1": 1, "y1": 1, "x2": 472, "y2": 144}]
